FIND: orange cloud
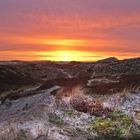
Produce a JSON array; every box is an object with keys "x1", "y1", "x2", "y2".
[{"x1": 23, "y1": 12, "x2": 140, "y2": 31}]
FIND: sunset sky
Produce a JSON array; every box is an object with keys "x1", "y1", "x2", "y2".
[{"x1": 0, "y1": 0, "x2": 140, "y2": 61}]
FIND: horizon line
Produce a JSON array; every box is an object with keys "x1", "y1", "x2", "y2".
[{"x1": 0, "y1": 56, "x2": 139, "y2": 63}]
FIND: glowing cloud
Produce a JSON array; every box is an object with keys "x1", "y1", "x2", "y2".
[{"x1": 42, "y1": 39, "x2": 87, "y2": 47}]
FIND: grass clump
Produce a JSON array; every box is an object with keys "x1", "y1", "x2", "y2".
[
  {"x1": 14, "y1": 130, "x2": 27, "y2": 140},
  {"x1": 90, "y1": 111, "x2": 132, "y2": 139},
  {"x1": 65, "y1": 109, "x2": 76, "y2": 118},
  {"x1": 48, "y1": 113, "x2": 66, "y2": 126}
]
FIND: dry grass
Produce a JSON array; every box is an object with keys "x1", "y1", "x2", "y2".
[{"x1": 120, "y1": 85, "x2": 140, "y2": 98}]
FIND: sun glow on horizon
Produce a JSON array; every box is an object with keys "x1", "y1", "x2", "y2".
[
  {"x1": 0, "y1": 50, "x2": 139, "y2": 61},
  {"x1": 0, "y1": 35, "x2": 139, "y2": 61},
  {"x1": 34, "y1": 51, "x2": 101, "y2": 62}
]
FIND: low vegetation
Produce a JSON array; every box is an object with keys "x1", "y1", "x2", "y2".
[
  {"x1": 48, "y1": 113, "x2": 66, "y2": 126},
  {"x1": 90, "y1": 111, "x2": 132, "y2": 139},
  {"x1": 65, "y1": 109, "x2": 76, "y2": 117}
]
